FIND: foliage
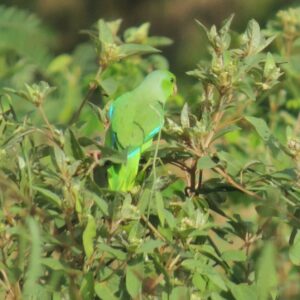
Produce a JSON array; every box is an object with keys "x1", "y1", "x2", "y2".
[
  {"x1": 0, "y1": 5, "x2": 52, "y2": 83},
  {"x1": 1, "y1": 4, "x2": 300, "y2": 300}
]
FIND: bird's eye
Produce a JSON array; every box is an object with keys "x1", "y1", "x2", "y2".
[{"x1": 170, "y1": 78, "x2": 174, "y2": 83}]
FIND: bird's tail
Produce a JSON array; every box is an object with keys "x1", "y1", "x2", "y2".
[{"x1": 108, "y1": 151, "x2": 141, "y2": 192}]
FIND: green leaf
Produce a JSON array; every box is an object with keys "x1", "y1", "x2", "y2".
[
  {"x1": 289, "y1": 232, "x2": 300, "y2": 266},
  {"x1": 98, "y1": 244, "x2": 127, "y2": 260},
  {"x1": 33, "y1": 185, "x2": 62, "y2": 207},
  {"x1": 264, "y1": 53, "x2": 276, "y2": 77},
  {"x1": 221, "y1": 250, "x2": 247, "y2": 262},
  {"x1": 126, "y1": 261, "x2": 144, "y2": 299},
  {"x1": 210, "y1": 293, "x2": 227, "y2": 300},
  {"x1": 83, "y1": 215, "x2": 97, "y2": 258},
  {"x1": 245, "y1": 116, "x2": 283, "y2": 156},
  {"x1": 220, "y1": 14, "x2": 234, "y2": 35},
  {"x1": 41, "y1": 258, "x2": 67, "y2": 271},
  {"x1": 192, "y1": 273, "x2": 206, "y2": 293},
  {"x1": 245, "y1": 116, "x2": 271, "y2": 141},
  {"x1": 257, "y1": 35, "x2": 276, "y2": 54},
  {"x1": 256, "y1": 204, "x2": 279, "y2": 217},
  {"x1": 69, "y1": 129, "x2": 84, "y2": 160},
  {"x1": 98, "y1": 19, "x2": 114, "y2": 44},
  {"x1": 212, "y1": 125, "x2": 241, "y2": 142},
  {"x1": 124, "y1": 22, "x2": 150, "y2": 43},
  {"x1": 47, "y1": 54, "x2": 72, "y2": 74},
  {"x1": 228, "y1": 282, "x2": 258, "y2": 300},
  {"x1": 239, "y1": 81, "x2": 256, "y2": 100},
  {"x1": 181, "y1": 258, "x2": 204, "y2": 271},
  {"x1": 119, "y1": 43, "x2": 160, "y2": 58},
  {"x1": 120, "y1": 195, "x2": 139, "y2": 220},
  {"x1": 136, "y1": 239, "x2": 165, "y2": 254},
  {"x1": 89, "y1": 192, "x2": 109, "y2": 216},
  {"x1": 22, "y1": 218, "x2": 43, "y2": 298},
  {"x1": 197, "y1": 156, "x2": 217, "y2": 170},
  {"x1": 80, "y1": 272, "x2": 95, "y2": 300},
  {"x1": 155, "y1": 191, "x2": 165, "y2": 226},
  {"x1": 255, "y1": 242, "x2": 277, "y2": 300},
  {"x1": 205, "y1": 272, "x2": 227, "y2": 291},
  {"x1": 245, "y1": 19, "x2": 261, "y2": 54},
  {"x1": 53, "y1": 145, "x2": 67, "y2": 172},
  {"x1": 180, "y1": 103, "x2": 190, "y2": 128},
  {"x1": 164, "y1": 209, "x2": 177, "y2": 229},
  {"x1": 138, "y1": 188, "x2": 152, "y2": 214},
  {"x1": 170, "y1": 286, "x2": 190, "y2": 300},
  {"x1": 147, "y1": 36, "x2": 173, "y2": 47},
  {"x1": 195, "y1": 19, "x2": 210, "y2": 40},
  {"x1": 95, "y1": 282, "x2": 118, "y2": 300},
  {"x1": 107, "y1": 19, "x2": 122, "y2": 36},
  {"x1": 100, "y1": 77, "x2": 118, "y2": 96}
]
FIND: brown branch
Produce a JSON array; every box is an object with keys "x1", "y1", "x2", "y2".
[
  {"x1": 38, "y1": 105, "x2": 56, "y2": 142},
  {"x1": 68, "y1": 83, "x2": 98, "y2": 125},
  {"x1": 196, "y1": 169, "x2": 203, "y2": 194},
  {"x1": 141, "y1": 214, "x2": 166, "y2": 242},
  {"x1": 203, "y1": 110, "x2": 225, "y2": 149},
  {"x1": 68, "y1": 66, "x2": 103, "y2": 125},
  {"x1": 213, "y1": 166, "x2": 262, "y2": 200}
]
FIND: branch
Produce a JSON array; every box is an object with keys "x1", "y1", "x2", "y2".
[
  {"x1": 141, "y1": 214, "x2": 166, "y2": 242},
  {"x1": 68, "y1": 66, "x2": 103, "y2": 125},
  {"x1": 68, "y1": 82, "x2": 98, "y2": 125},
  {"x1": 213, "y1": 166, "x2": 262, "y2": 200}
]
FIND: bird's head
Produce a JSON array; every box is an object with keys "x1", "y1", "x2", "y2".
[{"x1": 143, "y1": 70, "x2": 177, "y2": 103}]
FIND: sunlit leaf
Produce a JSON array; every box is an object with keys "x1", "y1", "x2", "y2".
[{"x1": 83, "y1": 215, "x2": 97, "y2": 258}]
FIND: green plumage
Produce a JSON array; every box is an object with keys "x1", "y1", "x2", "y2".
[{"x1": 106, "y1": 70, "x2": 176, "y2": 191}]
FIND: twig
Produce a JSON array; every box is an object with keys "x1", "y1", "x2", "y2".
[
  {"x1": 68, "y1": 83, "x2": 98, "y2": 125},
  {"x1": 167, "y1": 254, "x2": 181, "y2": 272},
  {"x1": 203, "y1": 110, "x2": 224, "y2": 149},
  {"x1": 213, "y1": 166, "x2": 262, "y2": 200},
  {"x1": 145, "y1": 130, "x2": 162, "y2": 222},
  {"x1": 141, "y1": 214, "x2": 166, "y2": 242},
  {"x1": 68, "y1": 67, "x2": 103, "y2": 125},
  {"x1": 38, "y1": 105, "x2": 56, "y2": 141},
  {"x1": 196, "y1": 169, "x2": 203, "y2": 194},
  {"x1": 168, "y1": 160, "x2": 189, "y2": 171}
]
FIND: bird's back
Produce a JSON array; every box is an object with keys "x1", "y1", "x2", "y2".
[{"x1": 110, "y1": 89, "x2": 164, "y2": 151}]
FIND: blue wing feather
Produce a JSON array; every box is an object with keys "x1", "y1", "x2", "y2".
[
  {"x1": 109, "y1": 101, "x2": 162, "y2": 159},
  {"x1": 127, "y1": 125, "x2": 161, "y2": 159},
  {"x1": 146, "y1": 126, "x2": 161, "y2": 140},
  {"x1": 108, "y1": 104, "x2": 114, "y2": 119},
  {"x1": 128, "y1": 147, "x2": 140, "y2": 158}
]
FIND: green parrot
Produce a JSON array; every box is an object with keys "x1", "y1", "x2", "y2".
[{"x1": 106, "y1": 70, "x2": 177, "y2": 192}]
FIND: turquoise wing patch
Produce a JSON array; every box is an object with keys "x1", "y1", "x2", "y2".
[{"x1": 108, "y1": 104, "x2": 114, "y2": 119}]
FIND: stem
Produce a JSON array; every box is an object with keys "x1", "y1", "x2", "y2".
[
  {"x1": 146, "y1": 130, "x2": 162, "y2": 220},
  {"x1": 187, "y1": 158, "x2": 197, "y2": 195},
  {"x1": 68, "y1": 83, "x2": 98, "y2": 125},
  {"x1": 141, "y1": 214, "x2": 166, "y2": 241},
  {"x1": 38, "y1": 105, "x2": 56, "y2": 141},
  {"x1": 203, "y1": 109, "x2": 224, "y2": 149},
  {"x1": 151, "y1": 130, "x2": 162, "y2": 183},
  {"x1": 167, "y1": 254, "x2": 181, "y2": 272},
  {"x1": 68, "y1": 66, "x2": 103, "y2": 125},
  {"x1": 213, "y1": 166, "x2": 262, "y2": 200},
  {"x1": 143, "y1": 130, "x2": 163, "y2": 239},
  {"x1": 196, "y1": 169, "x2": 203, "y2": 194}
]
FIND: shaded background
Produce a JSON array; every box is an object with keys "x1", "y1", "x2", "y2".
[{"x1": 2, "y1": 0, "x2": 297, "y2": 75}]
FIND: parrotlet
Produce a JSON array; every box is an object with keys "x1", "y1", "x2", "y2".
[{"x1": 106, "y1": 70, "x2": 177, "y2": 191}]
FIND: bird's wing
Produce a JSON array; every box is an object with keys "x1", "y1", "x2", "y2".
[{"x1": 111, "y1": 94, "x2": 164, "y2": 150}]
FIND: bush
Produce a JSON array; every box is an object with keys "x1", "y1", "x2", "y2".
[{"x1": 1, "y1": 5, "x2": 300, "y2": 300}]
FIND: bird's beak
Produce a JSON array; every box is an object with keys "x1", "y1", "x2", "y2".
[{"x1": 173, "y1": 84, "x2": 178, "y2": 96}]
